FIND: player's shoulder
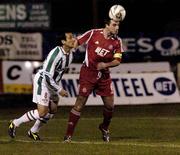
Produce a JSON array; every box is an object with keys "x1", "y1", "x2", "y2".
[
  {"x1": 51, "y1": 46, "x2": 60, "y2": 51},
  {"x1": 49, "y1": 46, "x2": 63, "y2": 55},
  {"x1": 88, "y1": 28, "x2": 103, "y2": 33},
  {"x1": 93, "y1": 28, "x2": 103, "y2": 33},
  {"x1": 79, "y1": 28, "x2": 103, "y2": 39}
]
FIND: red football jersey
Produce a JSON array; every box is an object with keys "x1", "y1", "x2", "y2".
[{"x1": 77, "y1": 28, "x2": 124, "y2": 70}]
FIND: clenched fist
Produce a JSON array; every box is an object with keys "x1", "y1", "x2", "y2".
[{"x1": 59, "y1": 89, "x2": 68, "y2": 97}]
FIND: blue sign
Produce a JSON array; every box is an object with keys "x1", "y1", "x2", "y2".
[{"x1": 154, "y1": 77, "x2": 176, "y2": 95}]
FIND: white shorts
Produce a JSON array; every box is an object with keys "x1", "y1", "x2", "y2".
[{"x1": 32, "y1": 73, "x2": 59, "y2": 106}]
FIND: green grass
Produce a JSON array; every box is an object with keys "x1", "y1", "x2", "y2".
[{"x1": 1, "y1": 104, "x2": 180, "y2": 155}]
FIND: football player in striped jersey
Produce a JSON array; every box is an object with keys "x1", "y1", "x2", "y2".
[{"x1": 8, "y1": 32, "x2": 78, "y2": 140}]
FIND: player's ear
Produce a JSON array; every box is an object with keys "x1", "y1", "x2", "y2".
[{"x1": 61, "y1": 40, "x2": 65, "y2": 45}]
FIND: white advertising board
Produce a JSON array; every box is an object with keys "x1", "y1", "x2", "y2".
[
  {"x1": 178, "y1": 63, "x2": 180, "y2": 89},
  {"x1": 2, "y1": 61, "x2": 180, "y2": 105},
  {"x1": 0, "y1": 32, "x2": 42, "y2": 60},
  {"x1": 59, "y1": 72, "x2": 180, "y2": 105},
  {"x1": 2, "y1": 61, "x2": 41, "y2": 93}
]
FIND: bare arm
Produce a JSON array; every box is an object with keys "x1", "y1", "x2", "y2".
[{"x1": 97, "y1": 59, "x2": 120, "y2": 70}]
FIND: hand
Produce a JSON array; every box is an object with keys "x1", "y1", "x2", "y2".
[
  {"x1": 73, "y1": 39, "x2": 78, "y2": 48},
  {"x1": 59, "y1": 89, "x2": 68, "y2": 97},
  {"x1": 97, "y1": 62, "x2": 107, "y2": 70}
]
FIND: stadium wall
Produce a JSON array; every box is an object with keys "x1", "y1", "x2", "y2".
[{"x1": 0, "y1": 61, "x2": 179, "y2": 106}]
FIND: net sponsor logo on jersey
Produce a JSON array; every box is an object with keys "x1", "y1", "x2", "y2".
[{"x1": 95, "y1": 47, "x2": 110, "y2": 57}]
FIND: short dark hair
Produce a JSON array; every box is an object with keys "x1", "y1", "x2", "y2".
[
  {"x1": 104, "y1": 18, "x2": 111, "y2": 26},
  {"x1": 56, "y1": 33, "x2": 66, "y2": 46}
]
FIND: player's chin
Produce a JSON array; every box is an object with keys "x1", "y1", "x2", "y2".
[
  {"x1": 112, "y1": 31, "x2": 118, "y2": 35},
  {"x1": 114, "y1": 31, "x2": 119, "y2": 35},
  {"x1": 69, "y1": 44, "x2": 75, "y2": 48}
]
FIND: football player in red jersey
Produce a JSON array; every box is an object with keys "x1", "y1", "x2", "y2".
[{"x1": 64, "y1": 18, "x2": 124, "y2": 142}]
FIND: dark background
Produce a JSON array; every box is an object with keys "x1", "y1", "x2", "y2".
[
  {"x1": 49, "y1": 0, "x2": 180, "y2": 34},
  {"x1": 1, "y1": 0, "x2": 180, "y2": 63},
  {"x1": 1, "y1": 0, "x2": 179, "y2": 33}
]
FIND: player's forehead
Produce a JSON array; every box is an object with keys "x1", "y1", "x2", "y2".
[{"x1": 110, "y1": 19, "x2": 120, "y2": 26}]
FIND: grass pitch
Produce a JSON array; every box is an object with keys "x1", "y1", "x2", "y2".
[{"x1": 1, "y1": 104, "x2": 180, "y2": 155}]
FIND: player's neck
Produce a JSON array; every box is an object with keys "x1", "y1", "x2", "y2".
[
  {"x1": 103, "y1": 28, "x2": 113, "y2": 39},
  {"x1": 62, "y1": 45, "x2": 70, "y2": 54}
]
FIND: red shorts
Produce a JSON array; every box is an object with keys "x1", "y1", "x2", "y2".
[{"x1": 78, "y1": 65, "x2": 114, "y2": 97}]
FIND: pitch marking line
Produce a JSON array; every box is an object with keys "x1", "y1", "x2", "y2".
[
  {"x1": 1, "y1": 139, "x2": 180, "y2": 148},
  {"x1": 1, "y1": 117, "x2": 180, "y2": 123}
]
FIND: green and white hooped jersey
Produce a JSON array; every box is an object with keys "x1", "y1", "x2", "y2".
[{"x1": 37, "y1": 46, "x2": 73, "y2": 94}]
